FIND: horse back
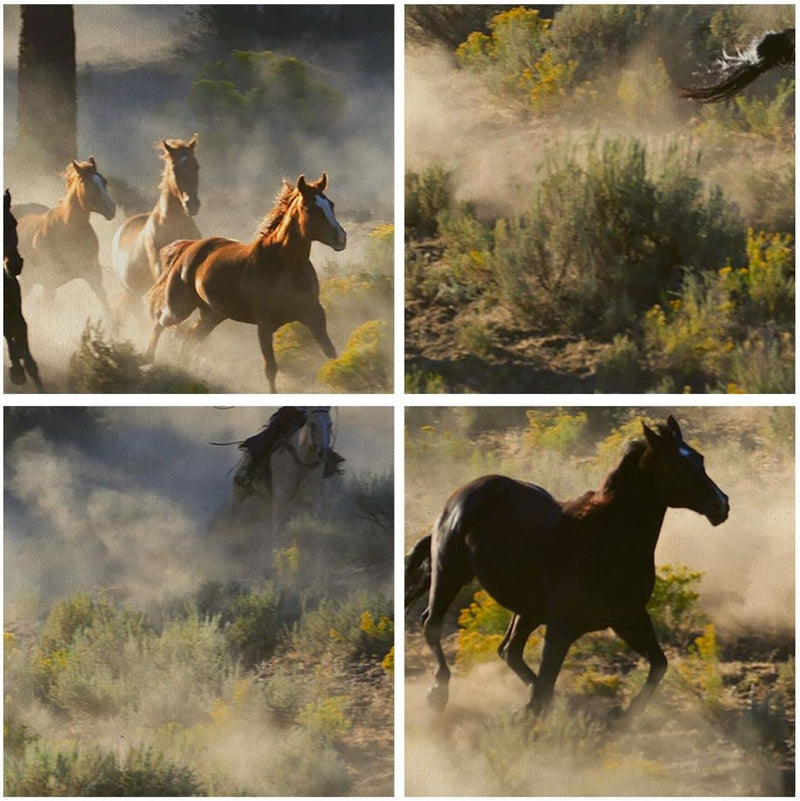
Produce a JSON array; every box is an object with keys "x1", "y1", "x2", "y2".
[{"x1": 433, "y1": 475, "x2": 562, "y2": 610}]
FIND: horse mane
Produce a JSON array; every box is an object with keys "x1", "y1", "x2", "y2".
[
  {"x1": 255, "y1": 180, "x2": 298, "y2": 237},
  {"x1": 63, "y1": 159, "x2": 93, "y2": 188}
]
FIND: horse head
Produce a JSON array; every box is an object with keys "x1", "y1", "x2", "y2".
[
  {"x1": 69, "y1": 156, "x2": 116, "y2": 220},
  {"x1": 296, "y1": 173, "x2": 346, "y2": 252},
  {"x1": 642, "y1": 415, "x2": 729, "y2": 526},
  {"x1": 161, "y1": 134, "x2": 200, "y2": 216},
  {"x1": 4, "y1": 189, "x2": 23, "y2": 276},
  {"x1": 297, "y1": 406, "x2": 334, "y2": 464}
]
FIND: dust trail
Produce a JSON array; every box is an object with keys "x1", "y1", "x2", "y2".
[{"x1": 5, "y1": 405, "x2": 393, "y2": 623}]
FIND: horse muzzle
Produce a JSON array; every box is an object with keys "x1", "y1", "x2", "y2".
[
  {"x1": 327, "y1": 228, "x2": 347, "y2": 252},
  {"x1": 102, "y1": 203, "x2": 117, "y2": 221},
  {"x1": 183, "y1": 196, "x2": 201, "y2": 216},
  {"x1": 705, "y1": 491, "x2": 730, "y2": 526},
  {"x1": 5, "y1": 254, "x2": 23, "y2": 276}
]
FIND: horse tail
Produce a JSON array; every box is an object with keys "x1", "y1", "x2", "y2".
[
  {"x1": 147, "y1": 240, "x2": 187, "y2": 318},
  {"x1": 405, "y1": 533, "x2": 432, "y2": 610}
]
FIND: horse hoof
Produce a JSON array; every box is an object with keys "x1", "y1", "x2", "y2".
[
  {"x1": 426, "y1": 684, "x2": 449, "y2": 712},
  {"x1": 9, "y1": 365, "x2": 26, "y2": 385}
]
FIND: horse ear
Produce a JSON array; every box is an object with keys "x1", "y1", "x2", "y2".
[
  {"x1": 71, "y1": 159, "x2": 80, "y2": 171},
  {"x1": 162, "y1": 140, "x2": 175, "y2": 156},
  {"x1": 88, "y1": 156, "x2": 97, "y2": 169},
  {"x1": 642, "y1": 421, "x2": 661, "y2": 451},
  {"x1": 188, "y1": 133, "x2": 198, "y2": 150},
  {"x1": 317, "y1": 172, "x2": 328, "y2": 191},
  {"x1": 666, "y1": 415, "x2": 682, "y2": 440},
  {"x1": 297, "y1": 175, "x2": 308, "y2": 193}
]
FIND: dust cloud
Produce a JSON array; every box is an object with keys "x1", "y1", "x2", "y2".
[{"x1": 5, "y1": 405, "x2": 393, "y2": 622}]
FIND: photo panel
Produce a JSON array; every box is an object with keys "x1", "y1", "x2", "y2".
[
  {"x1": 5, "y1": 405, "x2": 394, "y2": 795},
  {"x1": 405, "y1": 5, "x2": 794, "y2": 394},
  {"x1": 4, "y1": 4, "x2": 394, "y2": 394},
  {"x1": 405, "y1": 405, "x2": 794, "y2": 795}
]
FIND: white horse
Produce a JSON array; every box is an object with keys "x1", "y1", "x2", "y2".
[{"x1": 230, "y1": 406, "x2": 344, "y2": 523}]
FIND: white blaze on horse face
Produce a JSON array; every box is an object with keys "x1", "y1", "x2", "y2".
[
  {"x1": 92, "y1": 173, "x2": 115, "y2": 218},
  {"x1": 314, "y1": 194, "x2": 346, "y2": 249}
]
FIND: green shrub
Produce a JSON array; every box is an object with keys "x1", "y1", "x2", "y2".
[
  {"x1": 189, "y1": 50, "x2": 343, "y2": 140},
  {"x1": 647, "y1": 565, "x2": 708, "y2": 647},
  {"x1": 405, "y1": 165, "x2": 453, "y2": 235},
  {"x1": 733, "y1": 79, "x2": 795, "y2": 142},
  {"x1": 5, "y1": 744, "x2": 202, "y2": 796},
  {"x1": 297, "y1": 695, "x2": 352, "y2": 744},
  {"x1": 493, "y1": 138, "x2": 744, "y2": 338},
  {"x1": 289, "y1": 594, "x2": 393, "y2": 663},
  {"x1": 643, "y1": 230, "x2": 794, "y2": 392},
  {"x1": 595, "y1": 334, "x2": 645, "y2": 392},
  {"x1": 456, "y1": 589, "x2": 513, "y2": 666},
  {"x1": 68, "y1": 321, "x2": 211, "y2": 394},
  {"x1": 405, "y1": 365, "x2": 447, "y2": 393},
  {"x1": 31, "y1": 593, "x2": 148, "y2": 706},
  {"x1": 524, "y1": 409, "x2": 589, "y2": 450},
  {"x1": 318, "y1": 320, "x2": 392, "y2": 392}
]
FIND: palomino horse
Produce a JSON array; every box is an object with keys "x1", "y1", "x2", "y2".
[
  {"x1": 405, "y1": 416, "x2": 729, "y2": 717},
  {"x1": 145, "y1": 173, "x2": 346, "y2": 392},
  {"x1": 4, "y1": 190, "x2": 44, "y2": 390},
  {"x1": 230, "y1": 406, "x2": 344, "y2": 519},
  {"x1": 15, "y1": 157, "x2": 116, "y2": 308},
  {"x1": 112, "y1": 135, "x2": 200, "y2": 319}
]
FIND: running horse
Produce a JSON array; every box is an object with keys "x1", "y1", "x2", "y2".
[
  {"x1": 230, "y1": 406, "x2": 345, "y2": 516},
  {"x1": 4, "y1": 190, "x2": 43, "y2": 389},
  {"x1": 15, "y1": 157, "x2": 116, "y2": 308},
  {"x1": 145, "y1": 173, "x2": 345, "y2": 392},
  {"x1": 112, "y1": 135, "x2": 200, "y2": 321},
  {"x1": 405, "y1": 416, "x2": 729, "y2": 718}
]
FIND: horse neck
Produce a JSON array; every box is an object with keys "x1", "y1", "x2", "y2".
[
  {"x1": 593, "y1": 454, "x2": 668, "y2": 553},
  {"x1": 55, "y1": 181, "x2": 91, "y2": 224},
  {"x1": 155, "y1": 170, "x2": 184, "y2": 221},
  {"x1": 260, "y1": 212, "x2": 312, "y2": 261}
]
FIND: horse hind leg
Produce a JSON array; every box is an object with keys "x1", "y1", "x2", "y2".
[
  {"x1": 498, "y1": 613, "x2": 539, "y2": 687},
  {"x1": 422, "y1": 563, "x2": 472, "y2": 712}
]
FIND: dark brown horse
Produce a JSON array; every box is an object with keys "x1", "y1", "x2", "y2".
[
  {"x1": 4, "y1": 190, "x2": 43, "y2": 390},
  {"x1": 112, "y1": 135, "x2": 200, "y2": 317},
  {"x1": 15, "y1": 157, "x2": 116, "y2": 307},
  {"x1": 405, "y1": 416, "x2": 729, "y2": 717},
  {"x1": 145, "y1": 173, "x2": 345, "y2": 392}
]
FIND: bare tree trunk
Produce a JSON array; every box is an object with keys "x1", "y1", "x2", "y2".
[{"x1": 17, "y1": 5, "x2": 77, "y2": 176}]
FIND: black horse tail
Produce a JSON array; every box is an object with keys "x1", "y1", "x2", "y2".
[{"x1": 405, "y1": 534, "x2": 432, "y2": 610}]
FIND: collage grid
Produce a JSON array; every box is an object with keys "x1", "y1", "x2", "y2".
[{"x1": 3, "y1": 3, "x2": 796, "y2": 798}]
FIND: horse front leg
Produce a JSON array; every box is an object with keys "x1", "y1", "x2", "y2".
[
  {"x1": 612, "y1": 610, "x2": 667, "y2": 719},
  {"x1": 256, "y1": 322, "x2": 279, "y2": 393},
  {"x1": 303, "y1": 302, "x2": 336, "y2": 360},
  {"x1": 84, "y1": 263, "x2": 109, "y2": 317},
  {"x1": 5, "y1": 331, "x2": 26, "y2": 385}
]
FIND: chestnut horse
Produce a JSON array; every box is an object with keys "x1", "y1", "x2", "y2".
[
  {"x1": 4, "y1": 190, "x2": 43, "y2": 390},
  {"x1": 405, "y1": 416, "x2": 729, "y2": 718},
  {"x1": 111, "y1": 135, "x2": 200, "y2": 319},
  {"x1": 145, "y1": 173, "x2": 346, "y2": 392},
  {"x1": 15, "y1": 157, "x2": 116, "y2": 308}
]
